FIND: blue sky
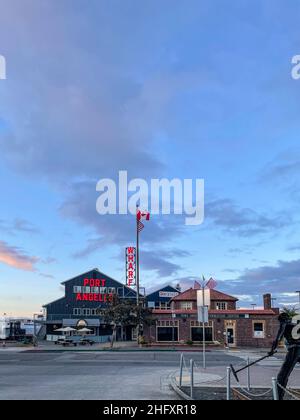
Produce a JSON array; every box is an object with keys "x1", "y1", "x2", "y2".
[{"x1": 0, "y1": 0, "x2": 300, "y2": 316}]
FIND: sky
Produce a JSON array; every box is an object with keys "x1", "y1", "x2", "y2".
[{"x1": 0, "y1": 0, "x2": 300, "y2": 316}]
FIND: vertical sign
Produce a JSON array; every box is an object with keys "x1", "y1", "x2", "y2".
[{"x1": 126, "y1": 247, "x2": 136, "y2": 287}]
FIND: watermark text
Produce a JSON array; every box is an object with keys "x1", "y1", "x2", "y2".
[
  {"x1": 0, "y1": 55, "x2": 6, "y2": 80},
  {"x1": 96, "y1": 171, "x2": 204, "y2": 226},
  {"x1": 291, "y1": 55, "x2": 300, "y2": 80}
]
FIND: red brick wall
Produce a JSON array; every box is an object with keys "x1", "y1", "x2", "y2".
[
  {"x1": 210, "y1": 301, "x2": 236, "y2": 310},
  {"x1": 143, "y1": 313, "x2": 280, "y2": 348}
]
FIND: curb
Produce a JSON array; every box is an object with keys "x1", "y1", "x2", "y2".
[{"x1": 170, "y1": 375, "x2": 193, "y2": 401}]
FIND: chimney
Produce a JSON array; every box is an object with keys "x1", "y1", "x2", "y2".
[{"x1": 263, "y1": 293, "x2": 272, "y2": 310}]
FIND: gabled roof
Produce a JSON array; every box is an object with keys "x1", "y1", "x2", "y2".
[
  {"x1": 61, "y1": 268, "x2": 100, "y2": 285},
  {"x1": 171, "y1": 288, "x2": 238, "y2": 302},
  {"x1": 44, "y1": 268, "x2": 137, "y2": 307}
]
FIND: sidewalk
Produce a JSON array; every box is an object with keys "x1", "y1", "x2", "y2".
[
  {"x1": 171, "y1": 354, "x2": 300, "y2": 400},
  {"x1": 0, "y1": 340, "x2": 289, "y2": 354}
]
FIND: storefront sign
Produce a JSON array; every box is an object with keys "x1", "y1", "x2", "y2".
[
  {"x1": 159, "y1": 291, "x2": 179, "y2": 298},
  {"x1": 75, "y1": 278, "x2": 114, "y2": 303},
  {"x1": 126, "y1": 247, "x2": 136, "y2": 286}
]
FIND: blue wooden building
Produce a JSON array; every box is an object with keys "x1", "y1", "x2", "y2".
[
  {"x1": 44, "y1": 268, "x2": 137, "y2": 342},
  {"x1": 146, "y1": 285, "x2": 180, "y2": 309}
]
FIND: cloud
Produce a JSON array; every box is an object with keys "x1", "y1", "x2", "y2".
[
  {"x1": 39, "y1": 273, "x2": 54, "y2": 279},
  {"x1": 0, "y1": 241, "x2": 38, "y2": 271},
  {"x1": 206, "y1": 198, "x2": 291, "y2": 236},
  {"x1": 141, "y1": 251, "x2": 181, "y2": 277},
  {"x1": 0, "y1": 2, "x2": 205, "y2": 184},
  {"x1": 62, "y1": 180, "x2": 185, "y2": 247},
  {"x1": 222, "y1": 258, "x2": 300, "y2": 297},
  {"x1": 0, "y1": 218, "x2": 39, "y2": 235},
  {"x1": 140, "y1": 249, "x2": 191, "y2": 277},
  {"x1": 260, "y1": 154, "x2": 300, "y2": 184},
  {"x1": 286, "y1": 244, "x2": 300, "y2": 252}
]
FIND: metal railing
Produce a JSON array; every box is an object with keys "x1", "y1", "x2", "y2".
[{"x1": 175, "y1": 353, "x2": 300, "y2": 401}]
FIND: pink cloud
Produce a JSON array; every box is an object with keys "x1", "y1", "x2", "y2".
[{"x1": 0, "y1": 241, "x2": 38, "y2": 271}]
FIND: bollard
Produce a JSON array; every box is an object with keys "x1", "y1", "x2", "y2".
[
  {"x1": 179, "y1": 354, "x2": 184, "y2": 387},
  {"x1": 226, "y1": 367, "x2": 232, "y2": 401},
  {"x1": 190, "y1": 359, "x2": 194, "y2": 399},
  {"x1": 247, "y1": 357, "x2": 251, "y2": 391},
  {"x1": 272, "y1": 377, "x2": 279, "y2": 401}
]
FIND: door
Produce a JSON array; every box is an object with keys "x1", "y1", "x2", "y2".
[{"x1": 226, "y1": 328, "x2": 235, "y2": 347}]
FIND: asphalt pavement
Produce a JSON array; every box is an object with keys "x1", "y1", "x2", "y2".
[{"x1": 0, "y1": 350, "x2": 244, "y2": 400}]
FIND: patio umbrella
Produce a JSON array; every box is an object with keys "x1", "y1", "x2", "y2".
[
  {"x1": 78, "y1": 327, "x2": 92, "y2": 333},
  {"x1": 54, "y1": 327, "x2": 76, "y2": 332},
  {"x1": 54, "y1": 327, "x2": 77, "y2": 336}
]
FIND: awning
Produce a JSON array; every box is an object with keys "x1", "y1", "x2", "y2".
[{"x1": 63, "y1": 319, "x2": 101, "y2": 327}]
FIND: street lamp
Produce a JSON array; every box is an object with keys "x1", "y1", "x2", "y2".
[
  {"x1": 295, "y1": 291, "x2": 300, "y2": 311},
  {"x1": 251, "y1": 304, "x2": 257, "y2": 310},
  {"x1": 271, "y1": 297, "x2": 277, "y2": 308}
]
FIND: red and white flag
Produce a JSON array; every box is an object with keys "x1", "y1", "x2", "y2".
[
  {"x1": 137, "y1": 210, "x2": 150, "y2": 221},
  {"x1": 206, "y1": 277, "x2": 217, "y2": 290},
  {"x1": 194, "y1": 280, "x2": 201, "y2": 290},
  {"x1": 137, "y1": 209, "x2": 150, "y2": 233}
]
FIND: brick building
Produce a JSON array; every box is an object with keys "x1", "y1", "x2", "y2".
[{"x1": 144, "y1": 287, "x2": 280, "y2": 348}]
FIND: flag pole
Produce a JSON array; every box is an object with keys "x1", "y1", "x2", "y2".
[{"x1": 136, "y1": 205, "x2": 140, "y2": 308}]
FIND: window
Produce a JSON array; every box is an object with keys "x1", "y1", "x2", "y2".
[
  {"x1": 91, "y1": 287, "x2": 99, "y2": 293},
  {"x1": 157, "y1": 327, "x2": 178, "y2": 342},
  {"x1": 73, "y1": 286, "x2": 82, "y2": 293},
  {"x1": 157, "y1": 320, "x2": 179, "y2": 342},
  {"x1": 253, "y1": 322, "x2": 265, "y2": 338},
  {"x1": 108, "y1": 287, "x2": 116, "y2": 294},
  {"x1": 159, "y1": 302, "x2": 170, "y2": 310},
  {"x1": 82, "y1": 308, "x2": 91, "y2": 316},
  {"x1": 148, "y1": 301, "x2": 155, "y2": 309},
  {"x1": 191, "y1": 327, "x2": 213, "y2": 342},
  {"x1": 83, "y1": 287, "x2": 91, "y2": 293},
  {"x1": 180, "y1": 301, "x2": 193, "y2": 310},
  {"x1": 216, "y1": 302, "x2": 228, "y2": 310},
  {"x1": 73, "y1": 308, "x2": 82, "y2": 316},
  {"x1": 100, "y1": 287, "x2": 107, "y2": 293},
  {"x1": 157, "y1": 320, "x2": 178, "y2": 327}
]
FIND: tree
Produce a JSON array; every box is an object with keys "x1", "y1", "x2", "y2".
[
  {"x1": 97, "y1": 296, "x2": 154, "y2": 348},
  {"x1": 282, "y1": 307, "x2": 298, "y2": 318}
]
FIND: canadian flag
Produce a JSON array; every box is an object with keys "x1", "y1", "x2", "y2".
[{"x1": 137, "y1": 210, "x2": 150, "y2": 221}]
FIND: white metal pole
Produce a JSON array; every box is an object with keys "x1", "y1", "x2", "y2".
[
  {"x1": 272, "y1": 377, "x2": 279, "y2": 401},
  {"x1": 190, "y1": 359, "x2": 194, "y2": 399},
  {"x1": 202, "y1": 284, "x2": 206, "y2": 369},
  {"x1": 226, "y1": 367, "x2": 232, "y2": 401},
  {"x1": 247, "y1": 357, "x2": 251, "y2": 391},
  {"x1": 179, "y1": 353, "x2": 184, "y2": 387}
]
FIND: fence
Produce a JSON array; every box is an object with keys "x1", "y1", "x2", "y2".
[
  {"x1": 46, "y1": 334, "x2": 110, "y2": 343},
  {"x1": 174, "y1": 353, "x2": 300, "y2": 401}
]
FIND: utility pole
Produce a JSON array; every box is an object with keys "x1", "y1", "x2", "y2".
[{"x1": 296, "y1": 291, "x2": 300, "y2": 312}]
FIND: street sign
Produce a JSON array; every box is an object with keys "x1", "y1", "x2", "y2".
[
  {"x1": 197, "y1": 306, "x2": 209, "y2": 323},
  {"x1": 197, "y1": 289, "x2": 211, "y2": 307}
]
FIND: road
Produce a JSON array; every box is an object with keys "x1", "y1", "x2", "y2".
[{"x1": 0, "y1": 350, "x2": 244, "y2": 400}]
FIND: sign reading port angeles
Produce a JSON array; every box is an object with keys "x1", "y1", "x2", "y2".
[{"x1": 75, "y1": 278, "x2": 114, "y2": 303}]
